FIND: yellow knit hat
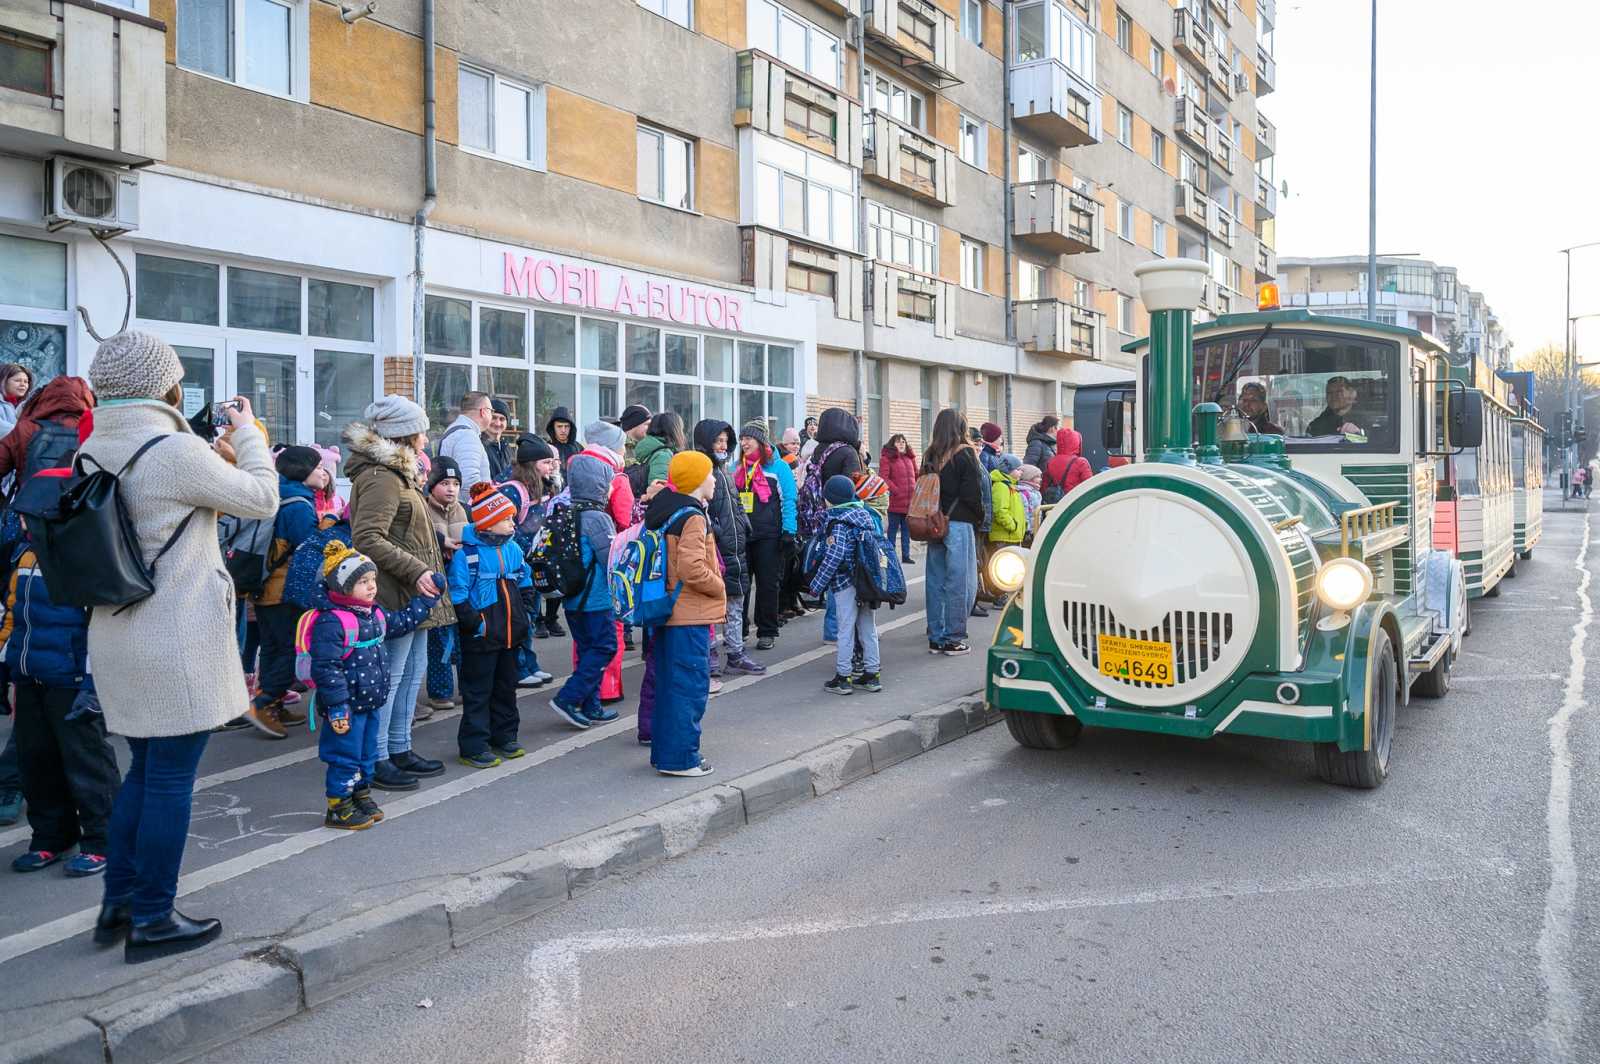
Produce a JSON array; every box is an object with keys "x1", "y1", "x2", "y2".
[
  {"x1": 668, "y1": 450, "x2": 713, "y2": 493},
  {"x1": 322, "y1": 540, "x2": 376, "y2": 595}
]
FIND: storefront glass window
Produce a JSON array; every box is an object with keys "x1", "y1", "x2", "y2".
[
  {"x1": 424, "y1": 361, "x2": 471, "y2": 440},
  {"x1": 665, "y1": 333, "x2": 698, "y2": 377},
  {"x1": 425, "y1": 295, "x2": 472, "y2": 357},
  {"x1": 704, "y1": 337, "x2": 733, "y2": 383},
  {"x1": 768, "y1": 345, "x2": 794, "y2": 388},
  {"x1": 228, "y1": 267, "x2": 301, "y2": 334},
  {"x1": 738, "y1": 389, "x2": 765, "y2": 431},
  {"x1": 704, "y1": 385, "x2": 734, "y2": 425},
  {"x1": 314, "y1": 350, "x2": 374, "y2": 465},
  {"x1": 0, "y1": 321, "x2": 66, "y2": 387},
  {"x1": 175, "y1": 345, "x2": 215, "y2": 416},
  {"x1": 769, "y1": 391, "x2": 794, "y2": 437},
  {"x1": 308, "y1": 279, "x2": 375, "y2": 342},
  {"x1": 480, "y1": 307, "x2": 527, "y2": 361},
  {"x1": 626, "y1": 325, "x2": 660, "y2": 376},
  {"x1": 136, "y1": 254, "x2": 220, "y2": 325},
  {"x1": 626, "y1": 377, "x2": 660, "y2": 412},
  {"x1": 237, "y1": 349, "x2": 297, "y2": 445},
  {"x1": 479, "y1": 365, "x2": 530, "y2": 433},
  {"x1": 581, "y1": 374, "x2": 619, "y2": 423},
  {"x1": 738, "y1": 341, "x2": 764, "y2": 386},
  {"x1": 0, "y1": 235, "x2": 67, "y2": 310},
  {"x1": 534, "y1": 311, "x2": 575, "y2": 367},
  {"x1": 580, "y1": 319, "x2": 617, "y2": 371},
  {"x1": 534, "y1": 370, "x2": 577, "y2": 436},
  {"x1": 664, "y1": 382, "x2": 699, "y2": 428}
]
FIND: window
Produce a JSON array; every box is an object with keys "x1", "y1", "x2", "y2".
[
  {"x1": 0, "y1": 234, "x2": 68, "y2": 388},
  {"x1": 898, "y1": 286, "x2": 936, "y2": 324},
  {"x1": 0, "y1": 33, "x2": 51, "y2": 96},
  {"x1": 1118, "y1": 293, "x2": 1135, "y2": 333},
  {"x1": 958, "y1": 113, "x2": 985, "y2": 168},
  {"x1": 866, "y1": 202, "x2": 938, "y2": 275},
  {"x1": 866, "y1": 68, "x2": 926, "y2": 130},
  {"x1": 1179, "y1": 149, "x2": 1205, "y2": 188},
  {"x1": 787, "y1": 260, "x2": 837, "y2": 299},
  {"x1": 228, "y1": 267, "x2": 300, "y2": 333},
  {"x1": 1116, "y1": 104, "x2": 1133, "y2": 147},
  {"x1": 459, "y1": 64, "x2": 545, "y2": 168},
  {"x1": 637, "y1": 124, "x2": 694, "y2": 211},
  {"x1": 785, "y1": 94, "x2": 838, "y2": 145},
  {"x1": 1016, "y1": 261, "x2": 1046, "y2": 301},
  {"x1": 1072, "y1": 277, "x2": 1090, "y2": 308},
  {"x1": 1016, "y1": 146, "x2": 1046, "y2": 183},
  {"x1": 1150, "y1": 129, "x2": 1167, "y2": 170},
  {"x1": 637, "y1": 0, "x2": 690, "y2": 28},
  {"x1": 1148, "y1": 41, "x2": 1164, "y2": 77},
  {"x1": 748, "y1": 0, "x2": 839, "y2": 87},
  {"x1": 753, "y1": 133, "x2": 856, "y2": 251},
  {"x1": 480, "y1": 307, "x2": 528, "y2": 360},
  {"x1": 177, "y1": 0, "x2": 305, "y2": 99},
  {"x1": 1116, "y1": 199, "x2": 1134, "y2": 241},
  {"x1": 960, "y1": 239, "x2": 985, "y2": 291},
  {"x1": 961, "y1": 0, "x2": 983, "y2": 44},
  {"x1": 308, "y1": 279, "x2": 375, "y2": 342},
  {"x1": 1152, "y1": 220, "x2": 1168, "y2": 257},
  {"x1": 1114, "y1": 8, "x2": 1131, "y2": 51}
]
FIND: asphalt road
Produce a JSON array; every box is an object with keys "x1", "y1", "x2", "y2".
[{"x1": 195, "y1": 500, "x2": 1600, "y2": 1064}]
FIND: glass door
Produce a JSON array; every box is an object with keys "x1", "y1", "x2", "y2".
[
  {"x1": 163, "y1": 334, "x2": 225, "y2": 422},
  {"x1": 228, "y1": 340, "x2": 307, "y2": 448}
]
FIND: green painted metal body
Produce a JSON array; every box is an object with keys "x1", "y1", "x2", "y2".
[{"x1": 1146, "y1": 307, "x2": 1197, "y2": 464}]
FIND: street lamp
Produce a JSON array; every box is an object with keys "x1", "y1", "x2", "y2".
[
  {"x1": 1366, "y1": 0, "x2": 1377, "y2": 321},
  {"x1": 1561, "y1": 240, "x2": 1600, "y2": 508}
]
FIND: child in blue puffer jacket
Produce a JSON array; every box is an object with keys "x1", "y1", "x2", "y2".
[{"x1": 309, "y1": 541, "x2": 441, "y2": 830}]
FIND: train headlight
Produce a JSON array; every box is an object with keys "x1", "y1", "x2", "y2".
[
  {"x1": 1315, "y1": 557, "x2": 1373, "y2": 612},
  {"x1": 987, "y1": 547, "x2": 1029, "y2": 593}
]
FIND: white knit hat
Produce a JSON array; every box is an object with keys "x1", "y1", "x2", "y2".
[
  {"x1": 88, "y1": 330, "x2": 184, "y2": 401},
  {"x1": 363, "y1": 395, "x2": 429, "y2": 439}
]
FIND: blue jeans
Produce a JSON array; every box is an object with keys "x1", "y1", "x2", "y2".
[
  {"x1": 833, "y1": 585, "x2": 880, "y2": 677},
  {"x1": 823, "y1": 592, "x2": 838, "y2": 641},
  {"x1": 651, "y1": 625, "x2": 711, "y2": 772},
  {"x1": 319, "y1": 709, "x2": 378, "y2": 798},
  {"x1": 376, "y1": 630, "x2": 426, "y2": 760},
  {"x1": 558, "y1": 608, "x2": 617, "y2": 715},
  {"x1": 103, "y1": 731, "x2": 210, "y2": 925},
  {"x1": 925, "y1": 520, "x2": 976, "y2": 645},
  {"x1": 886, "y1": 512, "x2": 911, "y2": 560},
  {"x1": 426, "y1": 626, "x2": 457, "y2": 700}
]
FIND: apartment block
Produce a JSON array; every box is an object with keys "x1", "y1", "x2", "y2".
[
  {"x1": 1278, "y1": 255, "x2": 1511, "y2": 369},
  {"x1": 0, "y1": 0, "x2": 1282, "y2": 459}
]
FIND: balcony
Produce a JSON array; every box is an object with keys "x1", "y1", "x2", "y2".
[
  {"x1": 1259, "y1": 0, "x2": 1277, "y2": 25},
  {"x1": 1208, "y1": 0, "x2": 1231, "y2": 26},
  {"x1": 1011, "y1": 181, "x2": 1100, "y2": 256},
  {"x1": 1256, "y1": 243, "x2": 1278, "y2": 284},
  {"x1": 1015, "y1": 299, "x2": 1102, "y2": 361},
  {"x1": 1255, "y1": 173, "x2": 1277, "y2": 218},
  {"x1": 863, "y1": 0, "x2": 960, "y2": 89},
  {"x1": 1175, "y1": 179, "x2": 1209, "y2": 230},
  {"x1": 1211, "y1": 50, "x2": 1234, "y2": 98},
  {"x1": 809, "y1": 0, "x2": 861, "y2": 16},
  {"x1": 862, "y1": 111, "x2": 955, "y2": 207},
  {"x1": 1011, "y1": 62, "x2": 1100, "y2": 149},
  {"x1": 1173, "y1": 8, "x2": 1210, "y2": 68},
  {"x1": 0, "y1": 0, "x2": 167, "y2": 166},
  {"x1": 735, "y1": 50, "x2": 863, "y2": 170},
  {"x1": 741, "y1": 225, "x2": 866, "y2": 322},
  {"x1": 1208, "y1": 125, "x2": 1235, "y2": 174},
  {"x1": 1255, "y1": 112, "x2": 1277, "y2": 158},
  {"x1": 870, "y1": 265, "x2": 955, "y2": 337},
  {"x1": 1210, "y1": 204, "x2": 1234, "y2": 248},
  {"x1": 1257, "y1": 46, "x2": 1277, "y2": 95},
  {"x1": 1175, "y1": 97, "x2": 1211, "y2": 152}
]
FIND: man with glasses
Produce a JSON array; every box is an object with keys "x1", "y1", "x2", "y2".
[{"x1": 1237, "y1": 381, "x2": 1283, "y2": 435}]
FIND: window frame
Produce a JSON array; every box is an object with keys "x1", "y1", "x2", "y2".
[
  {"x1": 1116, "y1": 103, "x2": 1133, "y2": 148},
  {"x1": 959, "y1": 237, "x2": 985, "y2": 292},
  {"x1": 636, "y1": 122, "x2": 696, "y2": 213},
  {"x1": 1148, "y1": 40, "x2": 1164, "y2": 77},
  {"x1": 0, "y1": 31, "x2": 52, "y2": 97},
  {"x1": 748, "y1": 0, "x2": 841, "y2": 88},
  {"x1": 1114, "y1": 8, "x2": 1131, "y2": 52},
  {"x1": 636, "y1": 0, "x2": 691, "y2": 29},
  {"x1": 866, "y1": 201, "x2": 938, "y2": 276},
  {"x1": 960, "y1": 0, "x2": 984, "y2": 45},
  {"x1": 457, "y1": 62, "x2": 548, "y2": 171},
  {"x1": 866, "y1": 66, "x2": 928, "y2": 131},
  {"x1": 1115, "y1": 199, "x2": 1134, "y2": 242},
  {"x1": 752, "y1": 131, "x2": 857, "y2": 252},
  {"x1": 1152, "y1": 219, "x2": 1168, "y2": 258},
  {"x1": 1150, "y1": 128, "x2": 1167, "y2": 171},
  {"x1": 1118, "y1": 292, "x2": 1135, "y2": 334},
  {"x1": 175, "y1": 0, "x2": 310, "y2": 104},
  {"x1": 957, "y1": 112, "x2": 986, "y2": 169}
]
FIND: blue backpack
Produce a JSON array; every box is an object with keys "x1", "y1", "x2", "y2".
[
  {"x1": 282, "y1": 519, "x2": 352, "y2": 609},
  {"x1": 609, "y1": 506, "x2": 700, "y2": 628},
  {"x1": 852, "y1": 526, "x2": 907, "y2": 609}
]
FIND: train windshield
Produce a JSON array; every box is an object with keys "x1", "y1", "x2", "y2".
[{"x1": 1192, "y1": 330, "x2": 1401, "y2": 452}]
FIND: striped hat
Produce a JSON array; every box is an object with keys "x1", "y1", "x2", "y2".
[{"x1": 468, "y1": 481, "x2": 517, "y2": 532}]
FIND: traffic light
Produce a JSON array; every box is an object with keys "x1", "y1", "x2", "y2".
[{"x1": 1577, "y1": 425, "x2": 1589, "y2": 444}]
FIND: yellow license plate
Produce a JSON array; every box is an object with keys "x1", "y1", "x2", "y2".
[{"x1": 1097, "y1": 634, "x2": 1175, "y2": 686}]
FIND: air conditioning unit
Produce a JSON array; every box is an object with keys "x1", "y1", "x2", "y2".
[
  {"x1": 1233, "y1": 71, "x2": 1249, "y2": 95},
  {"x1": 44, "y1": 157, "x2": 140, "y2": 233}
]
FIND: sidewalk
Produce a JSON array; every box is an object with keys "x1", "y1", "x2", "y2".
[{"x1": 0, "y1": 574, "x2": 999, "y2": 1056}]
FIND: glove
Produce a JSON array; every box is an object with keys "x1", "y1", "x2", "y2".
[
  {"x1": 66, "y1": 689, "x2": 102, "y2": 722},
  {"x1": 455, "y1": 602, "x2": 485, "y2": 640},
  {"x1": 430, "y1": 572, "x2": 448, "y2": 596},
  {"x1": 780, "y1": 533, "x2": 797, "y2": 560}
]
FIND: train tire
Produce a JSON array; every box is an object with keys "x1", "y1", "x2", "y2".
[
  {"x1": 1506, "y1": 555, "x2": 1518, "y2": 579},
  {"x1": 1413, "y1": 646, "x2": 1450, "y2": 699},
  {"x1": 1485, "y1": 579, "x2": 1502, "y2": 598},
  {"x1": 1003, "y1": 710, "x2": 1083, "y2": 750},
  {"x1": 1314, "y1": 636, "x2": 1396, "y2": 790},
  {"x1": 1520, "y1": 549, "x2": 1534, "y2": 561}
]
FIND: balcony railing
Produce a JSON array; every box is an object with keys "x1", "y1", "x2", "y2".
[
  {"x1": 1011, "y1": 181, "x2": 1100, "y2": 256},
  {"x1": 1208, "y1": 0, "x2": 1231, "y2": 27},
  {"x1": 1255, "y1": 113, "x2": 1277, "y2": 158},
  {"x1": 1010, "y1": 60, "x2": 1101, "y2": 148},
  {"x1": 1015, "y1": 299, "x2": 1102, "y2": 361},
  {"x1": 735, "y1": 51, "x2": 864, "y2": 170},
  {"x1": 1175, "y1": 180, "x2": 1209, "y2": 230},
  {"x1": 1255, "y1": 173, "x2": 1277, "y2": 218},
  {"x1": 1256, "y1": 243, "x2": 1278, "y2": 283},
  {"x1": 862, "y1": 111, "x2": 955, "y2": 206},
  {"x1": 1211, "y1": 50, "x2": 1234, "y2": 97},
  {"x1": 1257, "y1": 46, "x2": 1277, "y2": 95},
  {"x1": 0, "y1": 0, "x2": 167, "y2": 165},
  {"x1": 809, "y1": 0, "x2": 861, "y2": 17},
  {"x1": 1210, "y1": 204, "x2": 1234, "y2": 247},
  {"x1": 870, "y1": 265, "x2": 955, "y2": 336},
  {"x1": 1174, "y1": 8, "x2": 1210, "y2": 67},
  {"x1": 1208, "y1": 125, "x2": 1235, "y2": 174},
  {"x1": 1175, "y1": 97, "x2": 1211, "y2": 151},
  {"x1": 863, "y1": 0, "x2": 960, "y2": 89}
]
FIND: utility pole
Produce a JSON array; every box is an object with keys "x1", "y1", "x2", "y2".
[
  {"x1": 1366, "y1": 0, "x2": 1377, "y2": 321},
  {"x1": 1562, "y1": 240, "x2": 1600, "y2": 509}
]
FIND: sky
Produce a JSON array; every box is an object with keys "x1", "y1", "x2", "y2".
[{"x1": 1272, "y1": 0, "x2": 1600, "y2": 363}]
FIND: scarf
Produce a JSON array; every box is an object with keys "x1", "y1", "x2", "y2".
[{"x1": 734, "y1": 452, "x2": 772, "y2": 503}]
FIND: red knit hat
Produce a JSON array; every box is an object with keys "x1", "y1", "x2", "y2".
[
  {"x1": 980, "y1": 422, "x2": 1003, "y2": 443},
  {"x1": 468, "y1": 481, "x2": 516, "y2": 532}
]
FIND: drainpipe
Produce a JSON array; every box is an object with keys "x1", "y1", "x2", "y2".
[
  {"x1": 1001, "y1": 3, "x2": 1013, "y2": 344},
  {"x1": 854, "y1": 10, "x2": 869, "y2": 423},
  {"x1": 411, "y1": 0, "x2": 437, "y2": 405}
]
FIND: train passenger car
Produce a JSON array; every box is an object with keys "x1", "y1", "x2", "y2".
[
  {"x1": 1511, "y1": 416, "x2": 1545, "y2": 559},
  {"x1": 1433, "y1": 379, "x2": 1518, "y2": 597}
]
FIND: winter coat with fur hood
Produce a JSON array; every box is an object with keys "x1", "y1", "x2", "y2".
[{"x1": 343, "y1": 421, "x2": 454, "y2": 630}]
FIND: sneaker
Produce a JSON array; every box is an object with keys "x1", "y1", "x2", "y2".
[
  {"x1": 550, "y1": 698, "x2": 591, "y2": 730},
  {"x1": 756, "y1": 636, "x2": 776, "y2": 651},
  {"x1": 412, "y1": 700, "x2": 435, "y2": 722},
  {"x1": 351, "y1": 788, "x2": 384, "y2": 822},
  {"x1": 658, "y1": 762, "x2": 714, "y2": 778},
  {"x1": 371, "y1": 759, "x2": 420, "y2": 792},
  {"x1": 533, "y1": 622, "x2": 551, "y2": 639},
  {"x1": 459, "y1": 750, "x2": 502, "y2": 769},
  {"x1": 517, "y1": 670, "x2": 554, "y2": 689},
  {"x1": 637, "y1": 734, "x2": 653, "y2": 746},
  {"x1": 726, "y1": 654, "x2": 767, "y2": 675},
  {"x1": 545, "y1": 619, "x2": 567, "y2": 638},
  {"x1": 11, "y1": 849, "x2": 63, "y2": 872},
  {"x1": 708, "y1": 677, "x2": 724, "y2": 695},
  {"x1": 217, "y1": 716, "x2": 252, "y2": 732},
  {"x1": 583, "y1": 706, "x2": 620, "y2": 724},
  {"x1": 276, "y1": 703, "x2": 307, "y2": 727},
  {"x1": 902, "y1": 556, "x2": 916, "y2": 565},
  {"x1": 426, "y1": 697, "x2": 455, "y2": 711},
  {"x1": 823, "y1": 675, "x2": 854, "y2": 696},
  {"x1": 928, "y1": 642, "x2": 944, "y2": 655},
  {"x1": 941, "y1": 641, "x2": 972, "y2": 656},
  {"x1": 244, "y1": 702, "x2": 288, "y2": 740},
  {"x1": 281, "y1": 689, "x2": 302, "y2": 706},
  {"x1": 65, "y1": 853, "x2": 108, "y2": 878},
  {"x1": 854, "y1": 672, "x2": 883, "y2": 693},
  {"x1": 491, "y1": 743, "x2": 526, "y2": 760},
  {"x1": 324, "y1": 796, "x2": 374, "y2": 830},
  {"x1": 0, "y1": 789, "x2": 21, "y2": 826},
  {"x1": 970, "y1": 604, "x2": 989, "y2": 618},
  {"x1": 391, "y1": 749, "x2": 445, "y2": 778}
]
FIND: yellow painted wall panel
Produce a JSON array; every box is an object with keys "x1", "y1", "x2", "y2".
[
  {"x1": 983, "y1": 3, "x2": 1004, "y2": 59},
  {"x1": 939, "y1": 228, "x2": 961, "y2": 283},
  {"x1": 933, "y1": 0, "x2": 960, "y2": 18},
  {"x1": 1168, "y1": 226, "x2": 1179, "y2": 258},
  {"x1": 547, "y1": 87, "x2": 637, "y2": 194},
  {"x1": 934, "y1": 96, "x2": 960, "y2": 149},
  {"x1": 1100, "y1": 92, "x2": 1116, "y2": 136},
  {"x1": 699, "y1": 139, "x2": 739, "y2": 221},
  {"x1": 1132, "y1": 115, "x2": 1150, "y2": 159},
  {"x1": 1135, "y1": 207, "x2": 1153, "y2": 249},
  {"x1": 435, "y1": 47, "x2": 459, "y2": 145},
  {"x1": 696, "y1": 0, "x2": 746, "y2": 49},
  {"x1": 987, "y1": 122, "x2": 1004, "y2": 178},
  {"x1": 986, "y1": 243, "x2": 1003, "y2": 297},
  {"x1": 150, "y1": 0, "x2": 175, "y2": 62},
  {"x1": 310, "y1": 3, "x2": 433, "y2": 134}
]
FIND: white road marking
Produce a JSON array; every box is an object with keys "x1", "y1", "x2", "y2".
[
  {"x1": 522, "y1": 867, "x2": 1477, "y2": 1064},
  {"x1": 0, "y1": 608, "x2": 935, "y2": 966},
  {"x1": 1536, "y1": 510, "x2": 1591, "y2": 1063}
]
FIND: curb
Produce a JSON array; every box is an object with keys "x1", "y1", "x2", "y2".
[{"x1": 4, "y1": 692, "x2": 995, "y2": 1064}]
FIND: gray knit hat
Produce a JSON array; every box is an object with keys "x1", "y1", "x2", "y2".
[
  {"x1": 364, "y1": 395, "x2": 429, "y2": 439},
  {"x1": 583, "y1": 419, "x2": 624, "y2": 455},
  {"x1": 88, "y1": 330, "x2": 184, "y2": 401}
]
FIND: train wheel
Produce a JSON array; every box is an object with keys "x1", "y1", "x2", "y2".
[
  {"x1": 1520, "y1": 549, "x2": 1534, "y2": 561},
  {"x1": 1413, "y1": 645, "x2": 1450, "y2": 699},
  {"x1": 1485, "y1": 579, "x2": 1502, "y2": 598},
  {"x1": 1314, "y1": 636, "x2": 1396, "y2": 789},
  {"x1": 1003, "y1": 710, "x2": 1083, "y2": 750},
  {"x1": 1506, "y1": 555, "x2": 1518, "y2": 579}
]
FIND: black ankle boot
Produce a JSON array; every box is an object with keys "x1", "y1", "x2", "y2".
[
  {"x1": 124, "y1": 910, "x2": 222, "y2": 964},
  {"x1": 93, "y1": 901, "x2": 131, "y2": 946}
]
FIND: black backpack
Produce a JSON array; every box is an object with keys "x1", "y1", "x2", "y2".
[
  {"x1": 530, "y1": 498, "x2": 606, "y2": 600},
  {"x1": 220, "y1": 496, "x2": 312, "y2": 597},
  {"x1": 624, "y1": 461, "x2": 650, "y2": 501},
  {"x1": 12, "y1": 435, "x2": 195, "y2": 612}
]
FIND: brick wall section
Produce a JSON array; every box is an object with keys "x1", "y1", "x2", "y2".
[
  {"x1": 888, "y1": 399, "x2": 923, "y2": 455},
  {"x1": 383, "y1": 357, "x2": 414, "y2": 399},
  {"x1": 1013, "y1": 407, "x2": 1053, "y2": 456}
]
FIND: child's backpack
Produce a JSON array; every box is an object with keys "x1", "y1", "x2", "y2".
[
  {"x1": 1041, "y1": 455, "x2": 1089, "y2": 505},
  {"x1": 530, "y1": 498, "x2": 606, "y2": 599},
  {"x1": 853, "y1": 527, "x2": 907, "y2": 609},
  {"x1": 624, "y1": 461, "x2": 650, "y2": 500},
  {"x1": 282, "y1": 518, "x2": 351, "y2": 609},
  {"x1": 292, "y1": 606, "x2": 388, "y2": 727},
  {"x1": 609, "y1": 506, "x2": 700, "y2": 627},
  {"x1": 905, "y1": 471, "x2": 947, "y2": 542},
  {"x1": 220, "y1": 496, "x2": 313, "y2": 597},
  {"x1": 795, "y1": 442, "x2": 847, "y2": 538}
]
